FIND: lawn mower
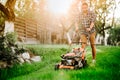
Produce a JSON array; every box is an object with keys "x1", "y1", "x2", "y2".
[
  {"x1": 55, "y1": 47, "x2": 87, "y2": 70},
  {"x1": 55, "y1": 32, "x2": 88, "y2": 70}
]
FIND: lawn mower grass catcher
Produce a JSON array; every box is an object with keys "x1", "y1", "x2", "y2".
[{"x1": 55, "y1": 47, "x2": 87, "y2": 70}]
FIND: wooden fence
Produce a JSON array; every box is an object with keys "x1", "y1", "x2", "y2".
[{"x1": 14, "y1": 17, "x2": 50, "y2": 44}]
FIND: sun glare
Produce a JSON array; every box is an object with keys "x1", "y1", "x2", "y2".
[{"x1": 47, "y1": 0, "x2": 73, "y2": 15}]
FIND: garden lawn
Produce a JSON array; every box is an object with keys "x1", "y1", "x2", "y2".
[{"x1": 0, "y1": 45, "x2": 120, "y2": 80}]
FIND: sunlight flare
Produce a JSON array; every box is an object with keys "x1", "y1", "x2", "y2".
[{"x1": 47, "y1": 0, "x2": 73, "y2": 15}]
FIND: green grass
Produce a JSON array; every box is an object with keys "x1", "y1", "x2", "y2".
[{"x1": 0, "y1": 45, "x2": 120, "y2": 80}]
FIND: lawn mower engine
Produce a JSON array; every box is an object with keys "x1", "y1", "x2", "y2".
[{"x1": 55, "y1": 48, "x2": 87, "y2": 70}]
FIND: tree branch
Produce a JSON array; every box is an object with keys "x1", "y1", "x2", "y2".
[
  {"x1": 0, "y1": 0, "x2": 16, "y2": 21},
  {"x1": 99, "y1": 26, "x2": 112, "y2": 33},
  {"x1": 0, "y1": 3, "x2": 9, "y2": 18}
]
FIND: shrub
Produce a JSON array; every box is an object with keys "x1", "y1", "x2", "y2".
[
  {"x1": 107, "y1": 27, "x2": 120, "y2": 46},
  {"x1": 0, "y1": 32, "x2": 26, "y2": 68}
]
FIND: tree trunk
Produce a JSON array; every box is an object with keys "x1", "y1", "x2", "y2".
[
  {"x1": 5, "y1": 0, "x2": 16, "y2": 21},
  {"x1": 0, "y1": 0, "x2": 16, "y2": 36},
  {"x1": 4, "y1": 21, "x2": 14, "y2": 35}
]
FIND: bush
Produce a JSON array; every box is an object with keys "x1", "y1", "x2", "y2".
[
  {"x1": 107, "y1": 27, "x2": 120, "y2": 46},
  {"x1": 5, "y1": 32, "x2": 18, "y2": 45},
  {"x1": 0, "y1": 32, "x2": 26, "y2": 68}
]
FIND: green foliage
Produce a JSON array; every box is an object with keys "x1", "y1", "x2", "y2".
[
  {"x1": 0, "y1": 11, "x2": 5, "y2": 25},
  {"x1": 15, "y1": 0, "x2": 34, "y2": 17},
  {"x1": 107, "y1": 26, "x2": 120, "y2": 45},
  {"x1": 90, "y1": 0, "x2": 116, "y2": 35},
  {"x1": 0, "y1": 45, "x2": 120, "y2": 80},
  {"x1": 5, "y1": 32, "x2": 18, "y2": 45},
  {"x1": 0, "y1": 34, "x2": 17, "y2": 67},
  {"x1": 0, "y1": 11, "x2": 5, "y2": 36},
  {"x1": 0, "y1": 32, "x2": 26, "y2": 68}
]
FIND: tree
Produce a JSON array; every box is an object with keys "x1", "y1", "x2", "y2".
[
  {"x1": 107, "y1": 26, "x2": 120, "y2": 46},
  {"x1": 0, "y1": 0, "x2": 16, "y2": 36},
  {"x1": 0, "y1": 0, "x2": 29, "y2": 69},
  {"x1": 0, "y1": 0, "x2": 16, "y2": 21},
  {"x1": 89, "y1": 0, "x2": 116, "y2": 45}
]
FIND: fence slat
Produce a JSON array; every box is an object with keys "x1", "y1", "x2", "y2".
[{"x1": 14, "y1": 17, "x2": 50, "y2": 44}]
